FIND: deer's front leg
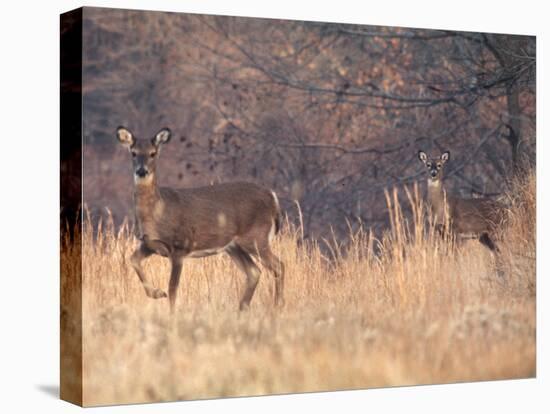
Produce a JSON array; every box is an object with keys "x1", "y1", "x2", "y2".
[
  {"x1": 168, "y1": 256, "x2": 183, "y2": 314},
  {"x1": 130, "y1": 243, "x2": 167, "y2": 299}
]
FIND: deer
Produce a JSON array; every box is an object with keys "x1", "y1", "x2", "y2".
[
  {"x1": 116, "y1": 126, "x2": 285, "y2": 313},
  {"x1": 418, "y1": 150, "x2": 505, "y2": 254}
]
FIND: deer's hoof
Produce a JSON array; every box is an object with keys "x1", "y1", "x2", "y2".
[
  {"x1": 152, "y1": 289, "x2": 168, "y2": 299},
  {"x1": 146, "y1": 288, "x2": 167, "y2": 299}
]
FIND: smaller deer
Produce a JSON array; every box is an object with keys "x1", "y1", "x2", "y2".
[
  {"x1": 117, "y1": 126, "x2": 285, "y2": 313},
  {"x1": 418, "y1": 150, "x2": 505, "y2": 252}
]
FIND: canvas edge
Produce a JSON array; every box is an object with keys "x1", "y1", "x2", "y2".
[{"x1": 60, "y1": 6, "x2": 83, "y2": 407}]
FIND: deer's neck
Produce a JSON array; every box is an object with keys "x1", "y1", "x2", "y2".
[
  {"x1": 133, "y1": 175, "x2": 163, "y2": 237},
  {"x1": 134, "y1": 175, "x2": 160, "y2": 202},
  {"x1": 427, "y1": 178, "x2": 447, "y2": 211}
]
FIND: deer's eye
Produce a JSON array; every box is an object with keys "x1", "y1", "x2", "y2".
[
  {"x1": 426, "y1": 162, "x2": 432, "y2": 168},
  {"x1": 131, "y1": 151, "x2": 137, "y2": 158},
  {"x1": 437, "y1": 163, "x2": 442, "y2": 168},
  {"x1": 150, "y1": 152, "x2": 157, "y2": 158}
]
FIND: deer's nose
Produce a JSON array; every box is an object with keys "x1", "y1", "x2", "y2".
[
  {"x1": 430, "y1": 170, "x2": 438, "y2": 177},
  {"x1": 136, "y1": 167, "x2": 148, "y2": 177}
]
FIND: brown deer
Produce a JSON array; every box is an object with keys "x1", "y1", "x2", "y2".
[
  {"x1": 418, "y1": 150, "x2": 505, "y2": 253},
  {"x1": 117, "y1": 126, "x2": 285, "y2": 313}
]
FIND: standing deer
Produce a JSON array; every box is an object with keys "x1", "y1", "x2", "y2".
[
  {"x1": 117, "y1": 126, "x2": 285, "y2": 313},
  {"x1": 418, "y1": 150, "x2": 505, "y2": 253}
]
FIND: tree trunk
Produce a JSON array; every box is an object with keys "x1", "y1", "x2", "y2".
[{"x1": 505, "y1": 84, "x2": 522, "y2": 172}]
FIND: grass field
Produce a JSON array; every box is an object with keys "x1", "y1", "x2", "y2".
[{"x1": 62, "y1": 173, "x2": 535, "y2": 406}]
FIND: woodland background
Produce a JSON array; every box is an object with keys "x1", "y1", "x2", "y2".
[{"x1": 80, "y1": 7, "x2": 536, "y2": 239}]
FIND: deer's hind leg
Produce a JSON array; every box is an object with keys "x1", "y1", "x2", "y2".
[
  {"x1": 130, "y1": 243, "x2": 167, "y2": 299},
  {"x1": 257, "y1": 247, "x2": 285, "y2": 307},
  {"x1": 226, "y1": 243, "x2": 261, "y2": 311},
  {"x1": 235, "y1": 226, "x2": 285, "y2": 308},
  {"x1": 479, "y1": 232, "x2": 505, "y2": 277},
  {"x1": 479, "y1": 232, "x2": 499, "y2": 253}
]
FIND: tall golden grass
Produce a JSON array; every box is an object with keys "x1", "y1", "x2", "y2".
[{"x1": 62, "y1": 172, "x2": 535, "y2": 406}]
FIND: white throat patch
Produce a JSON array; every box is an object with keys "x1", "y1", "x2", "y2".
[{"x1": 134, "y1": 173, "x2": 154, "y2": 185}]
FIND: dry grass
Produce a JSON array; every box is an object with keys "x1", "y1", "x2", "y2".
[{"x1": 62, "y1": 173, "x2": 536, "y2": 406}]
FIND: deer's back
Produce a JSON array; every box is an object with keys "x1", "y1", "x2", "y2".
[
  {"x1": 449, "y1": 196, "x2": 505, "y2": 235},
  {"x1": 152, "y1": 182, "x2": 278, "y2": 252}
]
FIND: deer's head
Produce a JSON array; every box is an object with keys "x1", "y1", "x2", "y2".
[
  {"x1": 418, "y1": 150, "x2": 450, "y2": 181},
  {"x1": 117, "y1": 127, "x2": 171, "y2": 184}
]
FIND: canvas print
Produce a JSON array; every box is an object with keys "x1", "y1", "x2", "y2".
[{"x1": 60, "y1": 6, "x2": 536, "y2": 407}]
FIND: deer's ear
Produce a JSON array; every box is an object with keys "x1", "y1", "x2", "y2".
[
  {"x1": 116, "y1": 127, "x2": 135, "y2": 148},
  {"x1": 418, "y1": 150, "x2": 428, "y2": 163},
  {"x1": 441, "y1": 151, "x2": 450, "y2": 163},
  {"x1": 152, "y1": 128, "x2": 171, "y2": 147}
]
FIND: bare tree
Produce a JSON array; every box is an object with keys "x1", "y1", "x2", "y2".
[{"x1": 81, "y1": 10, "x2": 535, "y2": 240}]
